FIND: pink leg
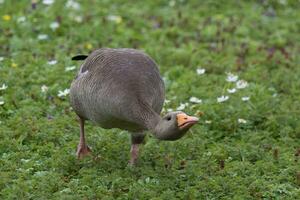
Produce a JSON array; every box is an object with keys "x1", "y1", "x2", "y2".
[
  {"x1": 76, "y1": 117, "x2": 92, "y2": 159},
  {"x1": 129, "y1": 144, "x2": 139, "y2": 166},
  {"x1": 129, "y1": 133, "x2": 145, "y2": 165}
]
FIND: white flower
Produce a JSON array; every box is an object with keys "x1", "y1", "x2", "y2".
[
  {"x1": 0, "y1": 84, "x2": 8, "y2": 90},
  {"x1": 47, "y1": 60, "x2": 57, "y2": 65},
  {"x1": 226, "y1": 73, "x2": 238, "y2": 82},
  {"x1": 189, "y1": 97, "x2": 202, "y2": 104},
  {"x1": 205, "y1": 120, "x2": 212, "y2": 124},
  {"x1": 17, "y1": 16, "x2": 26, "y2": 23},
  {"x1": 66, "y1": 0, "x2": 80, "y2": 10},
  {"x1": 227, "y1": 88, "x2": 237, "y2": 94},
  {"x1": 238, "y1": 118, "x2": 247, "y2": 124},
  {"x1": 279, "y1": 0, "x2": 287, "y2": 5},
  {"x1": 74, "y1": 16, "x2": 83, "y2": 23},
  {"x1": 169, "y1": 0, "x2": 175, "y2": 7},
  {"x1": 236, "y1": 80, "x2": 248, "y2": 89},
  {"x1": 60, "y1": 188, "x2": 72, "y2": 193},
  {"x1": 37, "y1": 34, "x2": 48, "y2": 40},
  {"x1": 0, "y1": 96, "x2": 4, "y2": 105},
  {"x1": 58, "y1": 88, "x2": 70, "y2": 97},
  {"x1": 226, "y1": 156, "x2": 233, "y2": 162},
  {"x1": 50, "y1": 21, "x2": 59, "y2": 30},
  {"x1": 65, "y1": 66, "x2": 76, "y2": 71},
  {"x1": 41, "y1": 85, "x2": 48, "y2": 93},
  {"x1": 241, "y1": 96, "x2": 250, "y2": 101},
  {"x1": 0, "y1": 57, "x2": 4, "y2": 61},
  {"x1": 196, "y1": 68, "x2": 205, "y2": 75},
  {"x1": 43, "y1": 0, "x2": 54, "y2": 5},
  {"x1": 205, "y1": 151, "x2": 212, "y2": 156},
  {"x1": 177, "y1": 102, "x2": 188, "y2": 111},
  {"x1": 107, "y1": 15, "x2": 122, "y2": 24},
  {"x1": 21, "y1": 159, "x2": 31, "y2": 163},
  {"x1": 217, "y1": 95, "x2": 229, "y2": 103},
  {"x1": 167, "y1": 108, "x2": 173, "y2": 112}
]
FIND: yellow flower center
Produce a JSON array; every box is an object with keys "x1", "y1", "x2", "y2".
[{"x1": 2, "y1": 15, "x2": 11, "y2": 21}]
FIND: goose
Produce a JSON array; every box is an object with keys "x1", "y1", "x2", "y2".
[{"x1": 70, "y1": 48, "x2": 200, "y2": 165}]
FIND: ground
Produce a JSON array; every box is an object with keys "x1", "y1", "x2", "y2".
[{"x1": 0, "y1": 0, "x2": 300, "y2": 199}]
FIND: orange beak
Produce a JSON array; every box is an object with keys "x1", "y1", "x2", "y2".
[{"x1": 177, "y1": 113, "x2": 199, "y2": 130}]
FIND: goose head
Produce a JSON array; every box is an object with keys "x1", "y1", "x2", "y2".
[{"x1": 153, "y1": 111, "x2": 199, "y2": 141}]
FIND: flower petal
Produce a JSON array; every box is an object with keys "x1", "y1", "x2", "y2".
[
  {"x1": 238, "y1": 118, "x2": 247, "y2": 124},
  {"x1": 217, "y1": 95, "x2": 229, "y2": 103},
  {"x1": 226, "y1": 73, "x2": 238, "y2": 82},
  {"x1": 227, "y1": 88, "x2": 237, "y2": 94},
  {"x1": 189, "y1": 97, "x2": 202, "y2": 104},
  {"x1": 236, "y1": 80, "x2": 248, "y2": 89},
  {"x1": 196, "y1": 68, "x2": 205, "y2": 75},
  {"x1": 241, "y1": 96, "x2": 250, "y2": 101}
]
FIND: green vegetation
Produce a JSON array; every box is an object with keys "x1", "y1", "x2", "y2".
[{"x1": 0, "y1": 0, "x2": 299, "y2": 199}]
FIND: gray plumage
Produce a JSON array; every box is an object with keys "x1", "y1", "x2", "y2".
[{"x1": 70, "y1": 48, "x2": 164, "y2": 132}]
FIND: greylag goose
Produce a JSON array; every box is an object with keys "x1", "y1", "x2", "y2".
[{"x1": 70, "y1": 48, "x2": 199, "y2": 165}]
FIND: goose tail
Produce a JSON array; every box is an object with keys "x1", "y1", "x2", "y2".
[{"x1": 71, "y1": 55, "x2": 88, "y2": 60}]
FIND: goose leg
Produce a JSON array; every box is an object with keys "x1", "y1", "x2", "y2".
[
  {"x1": 129, "y1": 133, "x2": 145, "y2": 166},
  {"x1": 76, "y1": 117, "x2": 91, "y2": 159}
]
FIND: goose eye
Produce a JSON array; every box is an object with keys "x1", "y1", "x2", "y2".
[{"x1": 166, "y1": 116, "x2": 172, "y2": 121}]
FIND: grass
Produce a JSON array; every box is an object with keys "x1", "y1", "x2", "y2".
[{"x1": 0, "y1": 0, "x2": 300, "y2": 199}]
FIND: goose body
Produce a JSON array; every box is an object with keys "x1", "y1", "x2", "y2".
[
  {"x1": 70, "y1": 48, "x2": 199, "y2": 164},
  {"x1": 70, "y1": 48, "x2": 164, "y2": 132}
]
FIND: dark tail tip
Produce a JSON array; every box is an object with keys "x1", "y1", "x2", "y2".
[{"x1": 71, "y1": 55, "x2": 88, "y2": 60}]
